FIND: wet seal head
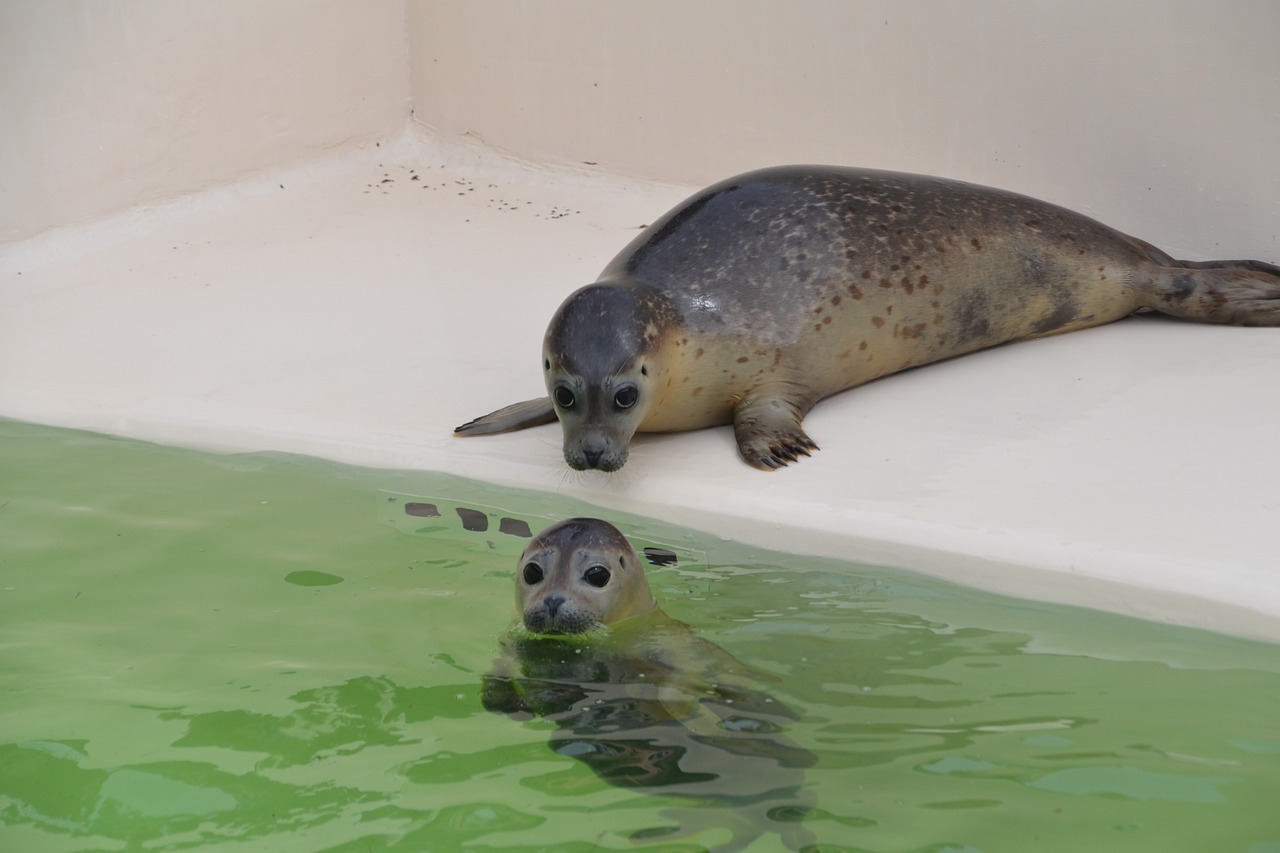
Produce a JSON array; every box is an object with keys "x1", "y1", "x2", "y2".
[
  {"x1": 543, "y1": 283, "x2": 673, "y2": 472},
  {"x1": 515, "y1": 517, "x2": 657, "y2": 637}
]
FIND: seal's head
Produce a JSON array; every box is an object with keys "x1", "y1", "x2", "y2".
[
  {"x1": 515, "y1": 518, "x2": 656, "y2": 637},
  {"x1": 543, "y1": 283, "x2": 674, "y2": 471}
]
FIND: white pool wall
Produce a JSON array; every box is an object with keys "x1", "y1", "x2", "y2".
[
  {"x1": 409, "y1": 1, "x2": 1280, "y2": 262},
  {"x1": 3, "y1": 1, "x2": 1279, "y2": 641},
  {"x1": 7, "y1": 2, "x2": 1277, "y2": 258}
]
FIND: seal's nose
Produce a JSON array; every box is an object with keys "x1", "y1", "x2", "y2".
[
  {"x1": 543, "y1": 594, "x2": 565, "y2": 617},
  {"x1": 582, "y1": 448, "x2": 603, "y2": 468}
]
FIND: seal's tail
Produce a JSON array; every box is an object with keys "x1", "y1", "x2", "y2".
[{"x1": 1137, "y1": 258, "x2": 1280, "y2": 326}]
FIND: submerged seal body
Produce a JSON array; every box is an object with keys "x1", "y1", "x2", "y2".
[
  {"x1": 482, "y1": 518, "x2": 816, "y2": 850},
  {"x1": 456, "y1": 165, "x2": 1280, "y2": 470}
]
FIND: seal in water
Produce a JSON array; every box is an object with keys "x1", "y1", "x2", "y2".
[
  {"x1": 456, "y1": 165, "x2": 1280, "y2": 470},
  {"x1": 482, "y1": 518, "x2": 816, "y2": 851}
]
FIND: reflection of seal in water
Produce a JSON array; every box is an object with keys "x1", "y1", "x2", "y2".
[
  {"x1": 456, "y1": 165, "x2": 1280, "y2": 470},
  {"x1": 482, "y1": 518, "x2": 816, "y2": 851}
]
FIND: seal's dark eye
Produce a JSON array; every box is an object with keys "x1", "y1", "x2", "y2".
[
  {"x1": 553, "y1": 386, "x2": 575, "y2": 409},
  {"x1": 522, "y1": 563, "x2": 544, "y2": 585},
  {"x1": 613, "y1": 386, "x2": 638, "y2": 410},
  {"x1": 584, "y1": 565, "x2": 611, "y2": 588}
]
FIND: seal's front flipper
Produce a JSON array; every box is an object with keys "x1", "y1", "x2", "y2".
[
  {"x1": 1141, "y1": 259, "x2": 1280, "y2": 326},
  {"x1": 732, "y1": 394, "x2": 819, "y2": 470},
  {"x1": 454, "y1": 398, "x2": 556, "y2": 436}
]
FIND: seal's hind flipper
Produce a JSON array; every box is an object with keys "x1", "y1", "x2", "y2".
[
  {"x1": 1140, "y1": 259, "x2": 1280, "y2": 327},
  {"x1": 454, "y1": 398, "x2": 556, "y2": 436}
]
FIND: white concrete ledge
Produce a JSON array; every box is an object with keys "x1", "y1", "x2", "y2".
[{"x1": 3, "y1": 129, "x2": 1278, "y2": 642}]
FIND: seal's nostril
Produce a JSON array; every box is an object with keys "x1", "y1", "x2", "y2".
[{"x1": 544, "y1": 594, "x2": 565, "y2": 617}]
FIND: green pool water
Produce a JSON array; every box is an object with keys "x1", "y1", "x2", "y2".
[{"x1": 1, "y1": 419, "x2": 1277, "y2": 853}]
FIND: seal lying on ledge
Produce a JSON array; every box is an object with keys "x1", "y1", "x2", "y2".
[
  {"x1": 481, "y1": 518, "x2": 816, "y2": 851},
  {"x1": 456, "y1": 165, "x2": 1280, "y2": 470}
]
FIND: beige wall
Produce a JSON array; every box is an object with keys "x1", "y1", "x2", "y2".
[
  {"x1": 0, "y1": 0, "x2": 411, "y2": 242},
  {"x1": 3, "y1": 1, "x2": 1276, "y2": 261},
  {"x1": 409, "y1": 0, "x2": 1280, "y2": 260}
]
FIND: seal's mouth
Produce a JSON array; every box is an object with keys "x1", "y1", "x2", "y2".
[
  {"x1": 565, "y1": 454, "x2": 626, "y2": 473},
  {"x1": 510, "y1": 623, "x2": 610, "y2": 644},
  {"x1": 563, "y1": 435, "x2": 630, "y2": 473},
  {"x1": 522, "y1": 602, "x2": 604, "y2": 636}
]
